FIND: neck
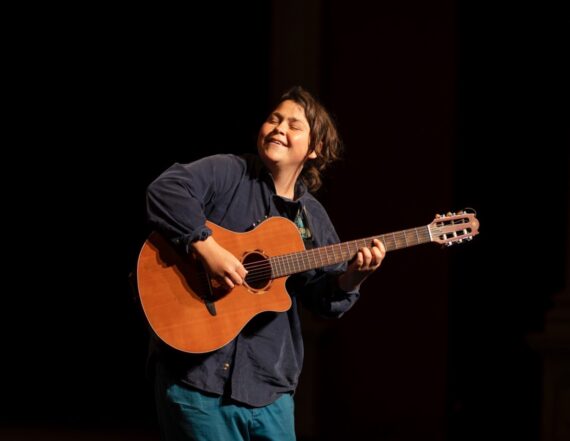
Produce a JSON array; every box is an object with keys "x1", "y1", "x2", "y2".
[{"x1": 271, "y1": 167, "x2": 303, "y2": 199}]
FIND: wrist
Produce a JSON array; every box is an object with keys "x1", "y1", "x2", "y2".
[{"x1": 191, "y1": 235, "x2": 216, "y2": 256}]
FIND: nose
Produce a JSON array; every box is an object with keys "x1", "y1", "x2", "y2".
[{"x1": 273, "y1": 120, "x2": 287, "y2": 135}]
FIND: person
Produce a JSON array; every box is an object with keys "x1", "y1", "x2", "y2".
[{"x1": 145, "y1": 86, "x2": 386, "y2": 440}]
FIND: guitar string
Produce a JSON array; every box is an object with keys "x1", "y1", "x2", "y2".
[
  {"x1": 185, "y1": 224, "x2": 468, "y2": 290},
  {"x1": 238, "y1": 230, "x2": 434, "y2": 271},
  {"x1": 197, "y1": 222, "x2": 466, "y2": 278},
  {"x1": 238, "y1": 229, "x2": 434, "y2": 268},
  {"x1": 189, "y1": 230, "x2": 460, "y2": 288},
  {"x1": 194, "y1": 237, "x2": 456, "y2": 286},
  {"x1": 227, "y1": 229, "x2": 435, "y2": 277},
  {"x1": 201, "y1": 237, "x2": 428, "y2": 285},
  {"x1": 192, "y1": 225, "x2": 467, "y2": 283}
]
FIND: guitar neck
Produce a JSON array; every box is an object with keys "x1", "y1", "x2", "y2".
[{"x1": 270, "y1": 225, "x2": 431, "y2": 278}]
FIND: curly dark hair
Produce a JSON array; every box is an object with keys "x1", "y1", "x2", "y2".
[{"x1": 279, "y1": 86, "x2": 343, "y2": 192}]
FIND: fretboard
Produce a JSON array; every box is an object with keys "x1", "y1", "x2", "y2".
[{"x1": 270, "y1": 225, "x2": 431, "y2": 278}]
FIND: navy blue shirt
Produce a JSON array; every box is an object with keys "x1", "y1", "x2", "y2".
[{"x1": 146, "y1": 153, "x2": 360, "y2": 407}]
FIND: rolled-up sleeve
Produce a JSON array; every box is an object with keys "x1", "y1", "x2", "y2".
[{"x1": 146, "y1": 155, "x2": 242, "y2": 252}]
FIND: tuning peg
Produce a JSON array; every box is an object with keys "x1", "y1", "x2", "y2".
[{"x1": 435, "y1": 214, "x2": 441, "y2": 219}]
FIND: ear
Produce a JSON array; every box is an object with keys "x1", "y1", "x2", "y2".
[{"x1": 308, "y1": 141, "x2": 322, "y2": 159}]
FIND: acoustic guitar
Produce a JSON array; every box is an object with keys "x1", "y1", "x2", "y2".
[{"x1": 136, "y1": 210, "x2": 479, "y2": 353}]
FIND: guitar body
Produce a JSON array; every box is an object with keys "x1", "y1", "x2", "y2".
[{"x1": 137, "y1": 217, "x2": 305, "y2": 353}]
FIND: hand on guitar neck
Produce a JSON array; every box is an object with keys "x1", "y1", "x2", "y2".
[{"x1": 338, "y1": 238, "x2": 386, "y2": 291}]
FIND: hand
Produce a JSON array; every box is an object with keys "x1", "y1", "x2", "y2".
[
  {"x1": 191, "y1": 236, "x2": 248, "y2": 289},
  {"x1": 338, "y1": 239, "x2": 386, "y2": 292}
]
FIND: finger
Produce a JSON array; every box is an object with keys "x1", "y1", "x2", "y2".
[
  {"x1": 360, "y1": 247, "x2": 372, "y2": 267},
  {"x1": 237, "y1": 265, "x2": 248, "y2": 280},
  {"x1": 223, "y1": 276, "x2": 235, "y2": 289},
  {"x1": 228, "y1": 270, "x2": 244, "y2": 286},
  {"x1": 355, "y1": 251, "x2": 364, "y2": 268},
  {"x1": 371, "y1": 246, "x2": 383, "y2": 266},
  {"x1": 373, "y1": 239, "x2": 386, "y2": 256},
  {"x1": 372, "y1": 240, "x2": 385, "y2": 264}
]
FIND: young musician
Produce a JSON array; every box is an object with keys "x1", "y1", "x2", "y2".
[{"x1": 146, "y1": 86, "x2": 385, "y2": 440}]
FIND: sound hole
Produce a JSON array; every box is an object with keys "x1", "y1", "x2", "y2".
[{"x1": 243, "y1": 251, "x2": 271, "y2": 290}]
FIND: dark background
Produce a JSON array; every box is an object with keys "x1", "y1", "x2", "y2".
[{"x1": 3, "y1": 1, "x2": 567, "y2": 440}]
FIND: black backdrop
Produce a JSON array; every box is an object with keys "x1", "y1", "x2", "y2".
[{"x1": 2, "y1": 2, "x2": 567, "y2": 440}]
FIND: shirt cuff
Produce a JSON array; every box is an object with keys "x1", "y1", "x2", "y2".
[
  {"x1": 174, "y1": 225, "x2": 213, "y2": 253},
  {"x1": 190, "y1": 225, "x2": 213, "y2": 243}
]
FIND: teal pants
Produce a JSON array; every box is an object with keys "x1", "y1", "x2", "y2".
[{"x1": 154, "y1": 364, "x2": 296, "y2": 441}]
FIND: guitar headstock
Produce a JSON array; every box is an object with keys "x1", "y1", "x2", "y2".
[{"x1": 429, "y1": 209, "x2": 479, "y2": 246}]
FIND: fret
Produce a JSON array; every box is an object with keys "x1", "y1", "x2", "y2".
[
  {"x1": 285, "y1": 254, "x2": 292, "y2": 275},
  {"x1": 297, "y1": 253, "x2": 304, "y2": 273},
  {"x1": 308, "y1": 249, "x2": 320, "y2": 267},
  {"x1": 321, "y1": 244, "x2": 328, "y2": 267},
  {"x1": 407, "y1": 229, "x2": 414, "y2": 246},
  {"x1": 390, "y1": 233, "x2": 398, "y2": 250},
  {"x1": 292, "y1": 253, "x2": 299, "y2": 274},
  {"x1": 393, "y1": 232, "x2": 401, "y2": 249},
  {"x1": 275, "y1": 255, "x2": 282, "y2": 277},
  {"x1": 322, "y1": 244, "x2": 329, "y2": 267},
  {"x1": 306, "y1": 250, "x2": 312, "y2": 271},
  {"x1": 271, "y1": 256, "x2": 278, "y2": 278}
]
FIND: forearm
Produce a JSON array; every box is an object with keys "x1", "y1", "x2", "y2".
[
  {"x1": 299, "y1": 269, "x2": 360, "y2": 318},
  {"x1": 337, "y1": 271, "x2": 366, "y2": 293}
]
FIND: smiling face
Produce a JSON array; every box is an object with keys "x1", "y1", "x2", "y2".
[{"x1": 257, "y1": 99, "x2": 317, "y2": 175}]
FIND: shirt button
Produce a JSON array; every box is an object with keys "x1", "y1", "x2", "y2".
[{"x1": 223, "y1": 363, "x2": 230, "y2": 370}]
